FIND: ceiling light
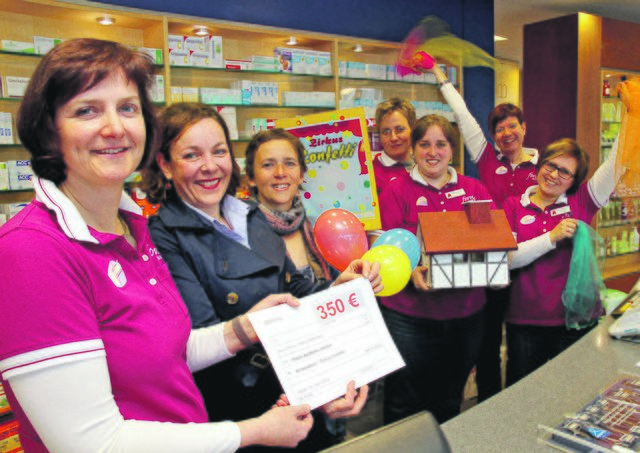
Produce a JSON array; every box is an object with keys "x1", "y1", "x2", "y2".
[
  {"x1": 353, "y1": 44, "x2": 363, "y2": 53},
  {"x1": 286, "y1": 36, "x2": 298, "y2": 46},
  {"x1": 494, "y1": 35, "x2": 507, "y2": 42},
  {"x1": 194, "y1": 26, "x2": 209, "y2": 36},
  {"x1": 96, "y1": 15, "x2": 115, "y2": 26}
]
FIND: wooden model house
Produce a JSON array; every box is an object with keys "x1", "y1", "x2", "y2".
[{"x1": 417, "y1": 201, "x2": 518, "y2": 289}]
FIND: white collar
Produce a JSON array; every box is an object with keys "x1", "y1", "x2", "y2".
[
  {"x1": 378, "y1": 151, "x2": 412, "y2": 168},
  {"x1": 520, "y1": 184, "x2": 568, "y2": 207},
  {"x1": 410, "y1": 165, "x2": 458, "y2": 187},
  {"x1": 34, "y1": 176, "x2": 142, "y2": 244},
  {"x1": 497, "y1": 147, "x2": 539, "y2": 165},
  {"x1": 182, "y1": 194, "x2": 249, "y2": 228}
]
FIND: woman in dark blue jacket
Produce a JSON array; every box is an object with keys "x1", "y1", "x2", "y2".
[{"x1": 143, "y1": 103, "x2": 379, "y2": 452}]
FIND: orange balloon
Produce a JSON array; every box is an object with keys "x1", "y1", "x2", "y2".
[{"x1": 314, "y1": 209, "x2": 368, "y2": 271}]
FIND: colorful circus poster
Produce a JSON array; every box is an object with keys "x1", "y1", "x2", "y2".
[{"x1": 276, "y1": 108, "x2": 380, "y2": 230}]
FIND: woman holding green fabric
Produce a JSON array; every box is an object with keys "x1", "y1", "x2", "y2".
[{"x1": 503, "y1": 137, "x2": 621, "y2": 386}]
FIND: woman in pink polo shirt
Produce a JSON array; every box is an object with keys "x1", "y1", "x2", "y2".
[
  {"x1": 428, "y1": 61, "x2": 539, "y2": 403},
  {"x1": 428, "y1": 63, "x2": 538, "y2": 206},
  {"x1": 372, "y1": 97, "x2": 416, "y2": 195},
  {"x1": 378, "y1": 114, "x2": 494, "y2": 424},
  {"x1": 503, "y1": 137, "x2": 620, "y2": 386},
  {"x1": 0, "y1": 38, "x2": 314, "y2": 452}
]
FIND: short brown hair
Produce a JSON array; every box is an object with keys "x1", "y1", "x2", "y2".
[
  {"x1": 17, "y1": 38, "x2": 158, "y2": 185},
  {"x1": 375, "y1": 97, "x2": 416, "y2": 133},
  {"x1": 142, "y1": 103, "x2": 240, "y2": 203},
  {"x1": 488, "y1": 103, "x2": 524, "y2": 137},
  {"x1": 244, "y1": 128, "x2": 307, "y2": 181},
  {"x1": 411, "y1": 114, "x2": 459, "y2": 151},
  {"x1": 537, "y1": 138, "x2": 589, "y2": 195}
]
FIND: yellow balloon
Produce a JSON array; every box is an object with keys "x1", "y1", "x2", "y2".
[{"x1": 362, "y1": 245, "x2": 411, "y2": 297}]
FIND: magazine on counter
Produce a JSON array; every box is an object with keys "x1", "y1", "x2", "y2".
[{"x1": 538, "y1": 374, "x2": 640, "y2": 452}]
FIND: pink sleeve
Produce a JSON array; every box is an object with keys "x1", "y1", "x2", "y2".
[
  {"x1": 0, "y1": 229, "x2": 100, "y2": 362},
  {"x1": 6, "y1": 357, "x2": 241, "y2": 453},
  {"x1": 378, "y1": 181, "x2": 407, "y2": 230}
]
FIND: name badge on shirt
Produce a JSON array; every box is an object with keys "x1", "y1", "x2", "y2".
[
  {"x1": 495, "y1": 166, "x2": 508, "y2": 175},
  {"x1": 551, "y1": 206, "x2": 572, "y2": 217},
  {"x1": 108, "y1": 260, "x2": 127, "y2": 288},
  {"x1": 445, "y1": 188, "x2": 466, "y2": 199},
  {"x1": 520, "y1": 215, "x2": 536, "y2": 225},
  {"x1": 416, "y1": 196, "x2": 429, "y2": 206}
]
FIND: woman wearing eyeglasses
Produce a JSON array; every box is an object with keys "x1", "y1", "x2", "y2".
[
  {"x1": 502, "y1": 137, "x2": 620, "y2": 386},
  {"x1": 372, "y1": 98, "x2": 416, "y2": 195}
]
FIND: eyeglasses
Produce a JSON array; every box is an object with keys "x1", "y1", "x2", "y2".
[
  {"x1": 542, "y1": 161, "x2": 574, "y2": 180},
  {"x1": 380, "y1": 126, "x2": 407, "y2": 137}
]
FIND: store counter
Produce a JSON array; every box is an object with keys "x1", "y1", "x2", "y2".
[{"x1": 324, "y1": 316, "x2": 640, "y2": 452}]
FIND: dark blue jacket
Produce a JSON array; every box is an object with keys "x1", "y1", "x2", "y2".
[
  {"x1": 149, "y1": 196, "x2": 345, "y2": 447},
  {"x1": 148, "y1": 196, "x2": 331, "y2": 328}
]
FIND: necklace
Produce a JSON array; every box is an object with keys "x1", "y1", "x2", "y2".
[{"x1": 118, "y1": 215, "x2": 137, "y2": 248}]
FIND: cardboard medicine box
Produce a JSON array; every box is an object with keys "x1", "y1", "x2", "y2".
[
  {"x1": 317, "y1": 51, "x2": 332, "y2": 76},
  {"x1": 0, "y1": 112, "x2": 13, "y2": 145},
  {"x1": 170, "y1": 87, "x2": 183, "y2": 103},
  {"x1": 274, "y1": 47, "x2": 293, "y2": 72},
  {"x1": 169, "y1": 49, "x2": 191, "y2": 67},
  {"x1": 168, "y1": 34, "x2": 184, "y2": 51},
  {"x1": 8, "y1": 160, "x2": 33, "y2": 190},
  {"x1": 4, "y1": 77, "x2": 29, "y2": 98},
  {"x1": 0, "y1": 40, "x2": 34, "y2": 53},
  {"x1": 136, "y1": 47, "x2": 163, "y2": 65},
  {"x1": 0, "y1": 162, "x2": 8, "y2": 190},
  {"x1": 183, "y1": 36, "x2": 208, "y2": 52},
  {"x1": 33, "y1": 36, "x2": 62, "y2": 55},
  {"x1": 151, "y1": 75, "x2": 165, "y2": 103},
  {"x1": 181, "y1": 87, "x2": 199, "y2": 102}
]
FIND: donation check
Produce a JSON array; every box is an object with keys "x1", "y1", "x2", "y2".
[{"x1": 248, "y1": 277, "x2": 405, "y2": 409}]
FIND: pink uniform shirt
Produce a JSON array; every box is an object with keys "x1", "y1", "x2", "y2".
[
  {"x1": 476, "y1": 143, "x2": 538, "y2": 208},
  {"x1": 438, "y1": 81, "x2": 538, "y2": 208},
  {"x1": 378, "y1": 168, "x2": 494, "y2": 320},
  {"x1": 0, "y1": 179, "x2": 207, "y2": 452},
  {"x1": 502, "y1": 184, "x2": 600, "y2": 326},
  {"x1": 372, "y1": 153, "x2": 410, "y2": 195}
]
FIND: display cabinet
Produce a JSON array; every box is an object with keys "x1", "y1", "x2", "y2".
[
  {"x1": 165, "y1": 18, "x2": 337, "y2": 158},
  {"x1": 598, "y1": 68, "x2": 640, "y2": 280},
  {"x1": 523, "y1": 12, "x2": 640, "y2": 288},
  {"x1": 0, "y1": 0, "x2": 166, "y2": 210},
  {"x1": 0, "y1": 0, "x2": 463, "y2": 214}
]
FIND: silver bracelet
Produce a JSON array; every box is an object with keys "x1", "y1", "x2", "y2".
[
  {"x1": 231, "y1": 317, "x2": 254, "y2": 348},
  {"x1": 438, "y1": 79, "x2": 452, "y2": 87}
]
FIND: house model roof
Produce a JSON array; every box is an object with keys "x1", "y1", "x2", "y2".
[{"x1": 418, "y1": 210, "x2": 518, "y2": 254}]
